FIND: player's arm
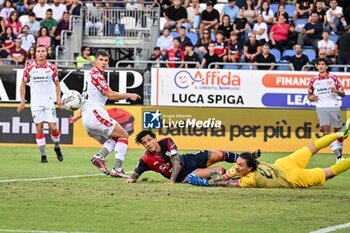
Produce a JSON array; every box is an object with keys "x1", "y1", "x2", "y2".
[
  {"x1": 168, "y1": 154, "x2": 180, "y2": 184},
  {"x1": 307, "y1": 83, "x2": 318, "y2": 101},
  {"x1": 54, "y1": 80, "x2": 63, "y2": 109},
  {"x1": 125, "y1": 171, "x2": 141, "y2": 183},
  {"x1": 17, "y1": 79, "x2": 27, "y2": 113},
  {"x1": 332, "y1": 78, "x2": 345, "y2": 97},
  {"x1": 105, "y1": 88, "x2": 141, "y2": 101},
  {"x1": 125, "y1": 159, "x2": 150, "y2": 184},
  {"x1": 68, "y1": 107, "x2": 82, "y2": 124}
]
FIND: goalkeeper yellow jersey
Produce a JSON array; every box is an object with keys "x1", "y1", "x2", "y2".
[{"x1": 225, "y1": 162, "x2": 293, "y2": 188}]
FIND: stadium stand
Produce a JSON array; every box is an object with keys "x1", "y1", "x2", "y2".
[{"x1": 270, "y1": 48, "x2": 281, "y2": 62}]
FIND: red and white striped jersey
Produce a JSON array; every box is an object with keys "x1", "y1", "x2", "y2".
[
  {"x1": 23, "y1": 60, "x2": 59, "y2": 107},
  {"x1": 308, "y1": 73, "x2": 344, "y2": 108},
  {"x1": 82, "y1": 65, "x2": 108, "y2": 111}
]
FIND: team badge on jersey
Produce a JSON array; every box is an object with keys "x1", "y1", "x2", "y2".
[{"x1": 143, "y1": 110, "x2": 161, "y2": 129}]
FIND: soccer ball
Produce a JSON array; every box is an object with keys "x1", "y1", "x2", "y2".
[{"x1": 61, "y1": 90, "x2": 82, "y2": 111}]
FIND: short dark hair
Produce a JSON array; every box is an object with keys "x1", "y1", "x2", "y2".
[
  {"x1": 28, "y1": 12, "x2": 36, "y2": 17},
  {"x1": 46, "y1": 8, "x2": 53, "y2": 13},
  {"x1": 81, "y1": 46, "x2": 89, "y2": 54},
  {"x1": 135, "y1": 130, "x2": 156, "y2": 144},
  {"x1": 179, "y1": 26, "x2": 186, "y2": 30},
  {"x1": 239, "y1": 152, "x2": 259, "y2": 172},
  {"x1": 316, "y1": 57, "x2": 329, "y2": 66},
  {"x1": 96, "y1": 50, "x2": 110, "y2": 58}
]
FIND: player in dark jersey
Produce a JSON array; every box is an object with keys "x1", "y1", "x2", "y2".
[
  {"x1": 125, "y1": 130, "x2": 260, "y2": 184},
  {"x1": 188, "y1": 119, "x2": 350, "y2": 188}
]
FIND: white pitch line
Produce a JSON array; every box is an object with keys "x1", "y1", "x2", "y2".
[
  {"x1": 0, "y1": 174, "x2": 104, "y2": 183},
  {"x1": 310, "y1": 222, "x2": 350, "y2": 233},
  {"x1": 0, "y1": 170, "x2": 133, "y2": 183},
  {"x1": 0, "y1": 229, "x2": 95, "y2": 233}
]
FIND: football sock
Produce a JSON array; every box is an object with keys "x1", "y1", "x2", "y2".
[
  {"x1": 330, "y1": 158, "x2": 350, "y2": 175},
  {"x1": 222, "y1": 151, "x2": 239, "y2": 163},
  {"x1": 50, "y1": 130, "x2": 60, "y2": 148},
  {"x1": 36, "y1": 133, "x2": 46, "y2": 156},
  {"x1": 314, "y1": 133, "x2": 338, "y2": 150},
  {"x1": 114, "y1": 138, "x2": 128, "y2": 171},
  {"x1": 97, "y1": 139, "x2": 116, "y2": 159}
]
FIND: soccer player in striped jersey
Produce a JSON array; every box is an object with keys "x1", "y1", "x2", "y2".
[
  {"x1": 17, "y1": 45, "x2": 63, "y2": 163},
  {"x1": 188, "y1": 118, "x2": 350, "y2": 188},
  {"x1": 308, "y1": 58, "x2": 346, "y2": 163},
  {"x1": 68, "y1": 50, "x2": 140, "y2": 177}
]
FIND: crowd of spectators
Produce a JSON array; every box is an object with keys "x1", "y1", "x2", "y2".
[
  {"x1": 152, "y1": 0, "x2": 350, "y2": 70},
  {"x1": 0, "y1": 0, "x2": 82, "y2": 65}
]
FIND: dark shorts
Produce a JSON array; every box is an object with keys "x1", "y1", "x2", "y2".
[{"x1": 176, "y1": 150, "x2": 209, "y2": 182}]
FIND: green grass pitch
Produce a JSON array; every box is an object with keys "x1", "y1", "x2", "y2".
[{"x1": 0, "y1": 146, "x2": 350, "y2": 233}]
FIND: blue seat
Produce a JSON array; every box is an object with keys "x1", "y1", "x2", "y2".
[
  {"x1": 270, "y1": 48, "x2": 281, "y2": 62},
  {"x1": 277, "y1": 62, "x2": 292, "y2": 70},
  {"x1": 303, "y1": 49, "x2": 316, "y2": 62},
  {"x1": 285, "y1": 4, "x2": 296, "y2": 17},
  {"x1": 331, "y1": 67, "x2": 340, "y2": 72},
  {"x1": 240, "y1": 65, "x2": 251, "y2": 70},
  {"x1": 270, "y1": 3, "x2": 279, "y2": 14},
  {"x1": 329, "y1": 34, "x2": 339, "y2": 44},
  {"x1": 282, "y1": 49, "x2": 295, "y2": 57},
  {"x1": 170, "y1": 32, "x2": 179, "y2": 38},
  {"x1": 294, "y1": 19, "x2": 308, "y2": 32},
  {"x1": 223, "y1": 64, "x2": 239, "y2": 69},
  {"x1": 187, "y1": 32, "x2": 199, "y2": 46}
]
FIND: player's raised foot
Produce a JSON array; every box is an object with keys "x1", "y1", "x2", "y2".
[
  {"x1": 336, "y1": 156, "x2": 344, "y2": 163},
  {"x1": 91, "y1": 155, "x2": 110, "y2": 175},
  {"x1": 41, "y1": 155, "x2": 48, "y2": 163},
  {"x1": 111, "y1": 168, "x2": 129, "y2": 178},
  {"x1": 339, "y1": 118, "x2": 350, "y2": 139},
  {"x1": 252, "y1": 149, "x2": 261, "y2": 158},
  {"x1": 54, "y1": 147, "x2": 63, "y2": 162}
]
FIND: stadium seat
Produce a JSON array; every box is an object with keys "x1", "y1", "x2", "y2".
[
  {"x1": 120, "y1": 17, "x2": 136, "y2": 30},
  {"x1": 270, "y1": 48, "x2": 281, "y2": 62},
  {"x1": 217, "y1": 0, "x2": 228, "y2": 3},
  {"x1": 270, "y1": 4, "x2": 279, "y2": 14},
  {"x1": 331, "y1": 67, "x2": 340, "y2": 72},
  {"x1": 285, "y1": 4, "x2": 296, "y2": 17},
  {"x1": 214, "y1": 4, "x2": 224, "y2": 13},
  {"x1": 187, "y1": 32, "x2": 199, "y2": 45},
  {"x1": 241, "y1": 65, "x2": 251, "y2": 70},
  {"x1": 200, "y1": 3, "x2": 206, "y2": 10},
  {"x1": 277, "y1": 63, "x2": 292, "y2": 70},
  {"x1": 211, "y1": 32, "x2": 216, "y2": 41},
  {"x1": 282, "y1": 49, "x2": 295, "y2": 58},
  {"x1": 171, "y1": 31, "x2": 179, "y2": 38},
  {"x1": 223, "y1": 64, "x2": 239, "y2": 69},
  {"x1": 329, "y1": 34, "x2": 339, "y2": 44},
  {"x1": 159, "y1": 17, "x2": 167, "y2": 31},
  {"x1": 294, "y1": 19, "x2": 308, "y2": 32},
  {"x1": 303, "y1": 49, "x2": 316, "y2": 61},
  {"x1": 19, "y1": 15, "x2": 29, "y2": 25}
]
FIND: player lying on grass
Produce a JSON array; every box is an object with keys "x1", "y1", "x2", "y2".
[
  {"x1": 188, "y1": 118, "x2": 350, "y2": 188},
  {"x1": 125, "y1": 130, "x2": 260, "y2": 184}
]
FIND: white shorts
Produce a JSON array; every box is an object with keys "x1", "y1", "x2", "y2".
[
  {"x1": 82, "y1": 108, "x2": 117, "y2": 139},
  {"x1": 316, "y1": 108, "x2": 342, "y2": 128},
  {"x1": 31, "y1": 105, "x2": 57, "y2": 124}
]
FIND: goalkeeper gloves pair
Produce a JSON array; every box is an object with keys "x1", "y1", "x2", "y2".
[{"x1": 187, "y1": 173, "x2": 208, "y2": 186}]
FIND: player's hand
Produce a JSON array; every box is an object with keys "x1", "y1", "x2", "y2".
[
  {"x1": 331, "y1": 88, "x2": 339, "y2": 94},
  {"x1": 17, "y1": 102, "x2": 25, "y2": 113},
  {"x1": 308, "y1": 94, "x2": 318, "y2": 101},
  {"x1": 68, "y1": 114, "x2": 81, "y2": 124},
  {"x1": 125, "y1": 178, "x2": 135, "y2": 183},
  {"x1": 56, "y1": 100, "x2": 63, "y2": 109},
  {"x1": 128, "y1": 93, "x2": 141, "y2": 101}
]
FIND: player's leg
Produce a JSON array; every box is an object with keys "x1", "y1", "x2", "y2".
[
  {"x1": 192, "y1": 166, "x2": 225, "y2": 179},
  {"x1": 330, "y1": 109, "x2": 345, "y2": 162},
  {"x1": 323, "y1": 118, "x2": 350, "y2": 180},
  {"x1": 45, "y1": 105, "x2": 63, "y2": 161},
  {"x1": 48, "y1": 122, "x2": 63, "y2": 162},
  {"x1": 35, "y1": 122, "x2": 47, "y2": 163},
  {"x1": 110, "y1": 123, "x2": 129, "y2": 178},
  {"x1": 206, "y1": 150, "x2": 261, "y2": 166},
  {"x1": 90, "y1": 138, "x2": 116, "y2": 175}
]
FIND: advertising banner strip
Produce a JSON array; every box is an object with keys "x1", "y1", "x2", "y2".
[{"x1": 151, "y1": 68, "x2": 350, "y2": 109}]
